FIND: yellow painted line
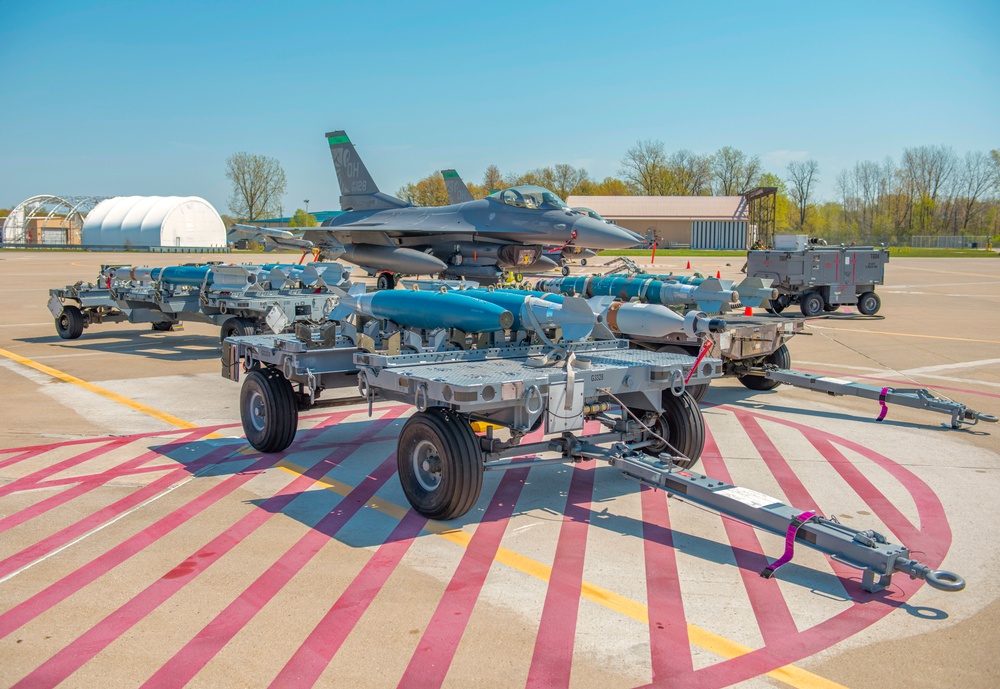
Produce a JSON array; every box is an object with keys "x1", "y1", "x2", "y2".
[
  {"x1": 277, "y1": 459, "x2": 845, "y2": 689},
  {"x1": 0, "y1": 346, "x2": 199, "y2": 429},
  {"x1": 807, "y1": 325, "x2": 1000, "y2": 345}
]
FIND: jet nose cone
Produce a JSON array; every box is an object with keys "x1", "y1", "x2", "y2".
[{"x1": 571, "y1": 217, "x2": 644, "y2": 250}]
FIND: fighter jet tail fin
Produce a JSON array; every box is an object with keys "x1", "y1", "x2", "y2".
[
  {"x1": 325, "y1": 130, "x2": 408, "y2": 211},
  {"x1": 442, "y1": 169, "x2": 475, "y2": 204}
]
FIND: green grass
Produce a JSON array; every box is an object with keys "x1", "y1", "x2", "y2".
[{"x1": 600, "y1": 247, "x2": 999, "y2": 259}]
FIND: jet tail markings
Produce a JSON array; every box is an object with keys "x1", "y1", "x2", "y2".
[{"x1": 325, "y1": 130, "x2": 408, "y2": 212}]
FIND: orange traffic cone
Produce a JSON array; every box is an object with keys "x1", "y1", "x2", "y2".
[
  {"x1": 743, "y1": 306, "x2": 753, "y2": 316},
  {"x1": 716, "y1": 270, "x2": 721, "y2": 278},
  {"x1": 686, "y1": 261, "x2": 691, "y2": 270}
]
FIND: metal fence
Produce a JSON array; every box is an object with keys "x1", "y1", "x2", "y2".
[{"x1": 908, "y1": 235, "x2": 990, "y2": 249}]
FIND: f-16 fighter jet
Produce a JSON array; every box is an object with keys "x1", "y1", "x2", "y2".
[{"x1": 236, "y1": 131, "x2": 642, "y2": 289}]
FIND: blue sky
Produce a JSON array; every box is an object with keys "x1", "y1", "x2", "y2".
[{"x1": 1, "y1": 0, "x2": 997, "y2": 213}]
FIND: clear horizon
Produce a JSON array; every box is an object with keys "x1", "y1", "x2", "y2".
[{"x1": 1, "y1": 1, "x2": 997, "y2": 214}]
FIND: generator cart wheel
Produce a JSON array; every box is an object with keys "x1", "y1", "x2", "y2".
[
  {"x1": 637, "y1": 390, "x2": 704, "y2": 469},
  {"x1": 152, "y1": 321, "x2": 175, "y2": 331},
  {"x1": 799, "y1": 291, "x2": 824, "y2": 317},
  {"x1": 241, "y1": 368, "x2": 298, "y2": 453},
  {"x1": 220, "y1": 317, "x2": 255, "y2": 343},
  {"x1": 737, "y1": 343, "x2": 791, "y2": 391},
  {"x1": 857, "y1": 291, "x2": 881, "y2": 315},
  {"x1": 823, "y1": 302, "x2": 840, "y2": 312},
  {"x1": 657, "y1": 344, "x2": 709, "y2": 402},
  {"x1": 561, "y1": 265, "x2": 571, "y2": 276},
  {"x1": 376, "y1": 272, "x2": 396, "y2": 290},
  {"x1": 55, "y1": 305, "x2": 85, "y2": 340},
  {"x1": 397, "y1": 407, "x2": 484, "y2": 520},
  {"x1": 580, "y1": 259, "x2": 588, "y2": 266}
]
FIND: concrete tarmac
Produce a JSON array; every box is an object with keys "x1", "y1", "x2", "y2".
[{"x1": 0, "y1": 250, "x2": 998, "y2": 688}]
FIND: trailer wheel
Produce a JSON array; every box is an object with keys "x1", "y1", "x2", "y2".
[
  {"x1": 857, "y1": 291, "x2": 881, "y2": 315},
  {"x1": 240, "y1": 368, "x2": 298, "y2": 452},
  {"x1": 55, "y1": 305, "x2": 85, "y2": 340},
  {"x1": 580, "y1": 259, "x2": 587, "y2": 266},
  {"x1": 737, "y1": 344, "x2": 791, "y2": 391},
  {"x1": 221, "y1": 317, "x2": 255, "y2": 343},
  {"x1": 799, "y1": 292, "x2": 824, "y2": 317},
  {"x1": 397, "y1": 408, "x2": 484, "y2": 520},
  {"x1": 376, "y1": 272, "x2": 396, "y2": 290},
  {"x1": 152, "y1": 321, "x2": 174, "y2": 331},
  {"x1": 823, "y1": 301, "x2": 839, "y2": 312},
  {"x1": 639, "y1": 390, "x2": 704, "y2": 469},
  {"x1": 561, "y1": 265, "x2": 570, "y2": 276}
]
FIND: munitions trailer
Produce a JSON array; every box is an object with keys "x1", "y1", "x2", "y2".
[{"x1": 222, "y1": 319, "x2": 965, "y2": 595}]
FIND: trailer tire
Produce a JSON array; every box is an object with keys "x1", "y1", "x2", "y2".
[
  {"x1": 857, "y1": 291, "x2": 881, "y2": 315},
  {"x1": 799, "y1": 292, "x2": 824, "y2": 317},
  {"x1": 737, "y1": 344, "x2": 790, "y2": 391},
  {"x1": 221, "y1": 317, "x2": 255, "y2": 343},
  {"x1": 580, "y1": 259, "x2": 587, "y2": 266},
  {"x1": 823, "y1": 302, "x2": 839, "y2": 312},
  {"x1": 376, "y1": 272, "x2": 396, "y2": 291},
  {"x1": 397, "y1": 408, "x2": 484, "y2": 520},
  {"x1": 55, "y1": 306, "x2": 85, "y2": 340},
  {"x1": 241, "y1": 368, "x2": 298, "y2": 453},
  {"x1": 641, "y1": 390, "x2": 704, "y2": 469},
  {"x1": 561, "y1": 265, "x2": 570, "y2": 276},
  {"x1": 152, "y1": 321, "x2": 174, "y2": 331}
]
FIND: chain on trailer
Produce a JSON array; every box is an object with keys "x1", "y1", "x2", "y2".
[{"x1": 222, "y1": 285, "x2": 965, "y2": 595}]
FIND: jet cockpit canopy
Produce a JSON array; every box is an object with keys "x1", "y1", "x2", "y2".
[
  {"x1": 572, "y1": 207, "x2": 607, "y2": 222},
  {"x1": 495, "y1": 185, "x2": 568, "y2": 211}
]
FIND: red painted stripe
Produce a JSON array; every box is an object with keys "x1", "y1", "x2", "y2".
[
  {"x1": 0, "y1": 449, "x2": 52, "y2": 471},
  {"x1": 397, "y1": 464, "x2": 531, "y2": 688},
  {"x1": 0, "y1": 404, "x2": 358, "y2": 581},
  {"x1": 640, "y1": 485, "x2": 694, "y2": 683},
  {"x1": 0, "y1": 437, "x2": 132, "y2": 498},
  {"x1": 0, "y1": 428, "x2": 214, "y2": 535},
  {"x1": 0, "y1": 442, "x2": 247, "y2": 582},
  {"x1": 0, "y1": 425, "x2": 228, "y2": 458},
  {"x1": 141, "y1": 448, "x2": 403, "y2": 688},
  {"x1": 31, "y1": 463, "x2": 189, "y2": 489},
  {"x1": 699, "y1": 427, "x2": 798, "y2": 646},
  {"x1": 269, "y1": 509, "x2": 428, "y2": 688},
  {"x1": 7, "y1": 409, "x2": 405, "y2": 688},
  {"x1": 525, "y1": 462, "x2": 596, "y2": 688}
]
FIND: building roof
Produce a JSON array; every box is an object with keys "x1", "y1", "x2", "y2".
[{"x1": 565, "y1": 195, "x2": 748, "y2": 221}]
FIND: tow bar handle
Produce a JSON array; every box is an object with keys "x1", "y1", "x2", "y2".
[{"x1": 894, "y1": 558, "x2": 966, "y2": 592}]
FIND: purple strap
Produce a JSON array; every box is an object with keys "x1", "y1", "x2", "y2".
[
  {"x1": 876, "y1": 387, "x2": 890, "y2": 421},
  {"x1": 761, "y1": 510, "x2": 816, "y2": 579}
]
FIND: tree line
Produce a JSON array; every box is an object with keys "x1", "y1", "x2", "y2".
[{"x1": 396, "y1": 142, "x2": 1000, "y2": 241}]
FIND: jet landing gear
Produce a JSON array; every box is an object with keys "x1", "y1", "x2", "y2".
[{"x1": 376, "y1": 271, "x2": 397, "y2": 290}]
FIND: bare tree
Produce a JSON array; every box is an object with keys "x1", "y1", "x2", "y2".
[
  {"x1": 225, "y1": 152, "x2": 287, "y2": 221},
  {"x1": 786, "y1": 160, "x2": 819, "y2": 228},
  {"x1": 667, "y1": 150, "x2": 713, "y2": 195},
  {"x1": 712, "y1": 146, "x2": 762, "y2": 195},
  {"x1": 899, "y1": 145, "x2": 957, "y2": 231},
  {"x1": 619, "y1": 139, "x2": 669, "y2": 195},
  {"x1": 482, "y1": 165, "x2": 505, "y2": 192},
  {"x1": 550, "y1": 164, "x2": 590, "y2": 199},
  {"x1": 955, "y1": 151, "x2": 996, "y2": 230}
]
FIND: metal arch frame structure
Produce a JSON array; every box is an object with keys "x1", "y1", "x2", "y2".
[{"x1": 1, "y1": 194, "x2": 108, "y2": 244}]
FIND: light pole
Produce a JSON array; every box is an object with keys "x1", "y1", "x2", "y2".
[{"x1": 304, "y1": 199, "x2": 310, "y2": 218}]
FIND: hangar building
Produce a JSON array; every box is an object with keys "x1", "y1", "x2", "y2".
[
  {"x1": 566, "y1": 195, "x2": 750, "y2": 250},
  {"x1": 82, "y1": 196, "x2": 227, "y2": 248}
]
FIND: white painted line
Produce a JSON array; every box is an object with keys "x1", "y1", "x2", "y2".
[
  {"x1": 881, "y1": 280, "x2": 1000, "y2": 289},
  {"x1": 795, "y1": 360, "x2": 885, "y2": 373},
  {"x1": 902, "y1": 358, "x2": 1000, "y2": 375},
  {"x1": 0, "y1": 322, "x2": 52, "y2": 328}
]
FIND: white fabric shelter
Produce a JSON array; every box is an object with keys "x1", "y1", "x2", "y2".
[{"x1": 82, "y1": 196, "x2": 226, "y2": 247}]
